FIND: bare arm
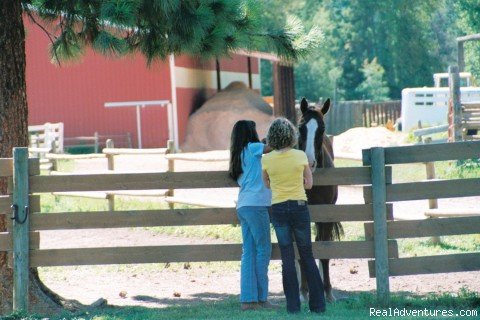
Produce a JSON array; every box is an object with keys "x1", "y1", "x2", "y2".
[
  {"x1": 263, "y1": 144, "x2": 272, "y2": 154},
  {"x1": 303, "y1": 165, "x2": 313, "y2": 190},
  {"x1": 262, "y1": 170, "x2": 271, "y2": 189}
]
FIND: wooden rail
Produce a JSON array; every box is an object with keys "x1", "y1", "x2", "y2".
[
  {"x1": 28, "y1": 122, "x2": 64, "y2": 153},
  {"x1": 461, "y1": 102, "x2": 480, "y2": 140},
  {"x1": 2, "y1": 139, "x2": 480, "y2": 309},
  {"x1": 362, "y1": 140, "x2": 480, "y2": 305},
  {"x1": 22, "y1": 241, "x2": 400, "y2": 268}
]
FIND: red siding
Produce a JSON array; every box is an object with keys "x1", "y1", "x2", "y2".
[
  {"x1": 24, "y1": 16, "x2": 261, "y2": 149},
  {"x1": 219, "y1": 55, "x2": 259, "y2": 73},
  {"x1": 25, "y1": 18, "x2": 171, "y2": 148}
]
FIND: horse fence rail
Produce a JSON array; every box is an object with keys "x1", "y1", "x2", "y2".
[
  {"x1": 362, "y1": 140, "x2": 480, "y2": 305},
  {"x1": 2, "y1": 139, "x2": 480, "y2": 311}
]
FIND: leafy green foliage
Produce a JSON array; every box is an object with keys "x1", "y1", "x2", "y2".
[
  {"x1": 438, "y1": 159, "x2": 480, "y2": 179},
  {"x1": 355, "y1": 58, "x2": 390, "y2": 101},
  {"x1": 24, "y1": 0, "x2": 322, "y2": 64},
  {"x1": 454, "y1": 0, "x2": 480, "y2": 79},
  {"x1": 260, "y1": 0, "x2": 463, "y2": 101}
]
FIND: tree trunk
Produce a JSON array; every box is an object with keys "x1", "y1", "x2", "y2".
[{"x1": 0, "y1": 2, "x2": 62, "y2": 315}]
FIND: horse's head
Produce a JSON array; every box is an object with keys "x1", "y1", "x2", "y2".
[{"x1": 298, "y1": 97, "x2": 331, "y2": 172}]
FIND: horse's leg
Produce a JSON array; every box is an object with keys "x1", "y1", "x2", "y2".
[
  {"x1": 296, "y1": 260, "x2": 309, "y2": 302},
  {"x1": 321, "y1": 259, "x2": 335, "y2": 302}
]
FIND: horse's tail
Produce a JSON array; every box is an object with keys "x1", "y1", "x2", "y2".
[{"x1": 315, "y1": 222, "x2": 344, "y2": 241}]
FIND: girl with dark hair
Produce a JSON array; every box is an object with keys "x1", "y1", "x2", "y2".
[{"x1": 229, "y1": 120, "x2": 276, "y2": 311}]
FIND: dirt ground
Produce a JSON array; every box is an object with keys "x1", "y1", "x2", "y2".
[
  {"x1": 38, "y1": 188, "x2": 480, "y2": 309},
  {"x1": 38, "y1": 128, "x2": 480, "y2": 309}
]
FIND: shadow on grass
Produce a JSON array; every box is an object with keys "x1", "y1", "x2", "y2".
[
  {"x1": 3, "y1": 289, "x2": 479, "y2": 320},
  {"x1": 130, "y1": 291, "x2": 284, "y2": 306}
]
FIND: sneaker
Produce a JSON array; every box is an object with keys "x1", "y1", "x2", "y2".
[
  {"x1": 241, "y1": 302, "x2": 260, "y2": 311},
  {"x1": 259, "y1": 301, "x2": 281, "y2": 310}
]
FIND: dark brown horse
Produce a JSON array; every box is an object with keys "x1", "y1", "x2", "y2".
[{"x1": 297, "y1": 97, "x2": 343, "y2": 303}]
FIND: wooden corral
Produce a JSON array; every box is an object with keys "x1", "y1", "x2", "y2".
[
  {"x1": 28, "y1": 122, "x2": 64, "y2": 154},
  {"x1": 48, "y1": 139, "x2": 173, "y2": 210},
  {"x1": 447, "y1": 66, "x2": 480, "y2": 141},
  {"x1": 2, "y1": 140, "x2": 480, "y2": 310},
  {"x1": 2, "y1": 147, "x2": 399, "y2": 310},
  {"x1": 362, "y1": 140, "x2": 480, "y2": 304},
  {"x1": 28, "y1": 122, "x2": 64, "y2": 172},
  {"x1": 461, "y1": 102, "x2": 480, "y2": 140},
  {"x1": 64, "y1": 132, "x2": 133, "y2": 153}
]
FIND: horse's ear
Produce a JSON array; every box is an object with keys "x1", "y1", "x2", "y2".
[
  {"x1": 300, "y1": 97, "x2": 309, "y2": 114},
  {"x1": 321, "y1": 98, "x2": 331, "y2": 115}
]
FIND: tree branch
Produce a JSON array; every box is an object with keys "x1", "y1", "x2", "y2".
[{"x1": 24, "y1": 7, "x2": 62, "y2": 66}]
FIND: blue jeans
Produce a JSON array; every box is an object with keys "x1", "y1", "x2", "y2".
[
  {"x1": 237, "y1": 206, "x2": 272, "y2": 303},
  {"x1": 271, "y1": 200, "x2": 326, "y2": 313}
]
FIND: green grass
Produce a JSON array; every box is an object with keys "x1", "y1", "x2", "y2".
[
  {"x1": 334, "y1": 158, "x2": 480, "y2": 182},
  {"x1": 40, "y1": 194, "x2": 169, "y2": 213},
  {"x1": 4, "y1": 290, "x2": 479, "y2": 320},
  {"x1": 398, "y1": 234, "x2": 480, "y2": 257}
]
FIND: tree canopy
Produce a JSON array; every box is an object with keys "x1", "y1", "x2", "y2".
[
  {"x1": 261, "y1": 0, "x2": 475, "y2": 102},
  {"x1": 24, "y1": 0, "x2": 322, "y2": 64}
]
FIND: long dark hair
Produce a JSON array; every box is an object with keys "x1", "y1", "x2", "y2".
[{"x1": 229, "y1": 120, "x2": 260, "y2": 180}]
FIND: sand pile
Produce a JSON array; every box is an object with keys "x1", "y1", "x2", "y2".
[
  {"x1": 333, "y1": 127, "x2": 409, "y2": 159},
  {"x1": 182, "y1": 82, "x2": 274, "y2": 151}
]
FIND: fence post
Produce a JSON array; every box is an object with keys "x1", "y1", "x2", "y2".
[
  {"x1": 166, "y1": 140, "x2": 175, "y2": 209},
  {"x1": 94, "y1": 132, "x2": 99, "y2": 153},
  {"x1": 105, "y1": 139, "x2": 115, "y2": 210},
  {"x1": 448, "y1": 66, "x2": 462, "y2": 141},
  {"x1": 370, "y1": 147, "x2": 390, "y2": 306},
  {"x1": 423, "y1": 138, "x2": 440, "y2": 244},
  {"x1": 106, "y1": 139, "x2": 115, "y2": 171},
  {"x1": 126, "y1": 132, "x2": 132, "y2": 148},
  {"x1": 12, "y1": 147, "x2": 30, "y2": 312}
]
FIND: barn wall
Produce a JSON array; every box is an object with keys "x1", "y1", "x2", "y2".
[
  {"x1": 24, "y1": 16, "x2": 260, "y2": 150},
  {"x1": 25, "y1": 18, "x2": 171, "y2": 148}
]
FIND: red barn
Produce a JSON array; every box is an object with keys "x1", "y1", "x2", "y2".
[{"x1": 24, "y1": 17, "x2": 262, "y2": 150}]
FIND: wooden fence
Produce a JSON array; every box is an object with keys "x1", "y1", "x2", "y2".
[
  {"x1": 2, "y1": 148, "x2": 397, "y2": 311},
  {"x1": 2, "y1": 140, "x2": 480, "y2": 311},
  {"x1": 362, "y1": 140, "x2": 480, "y2": 305},
  {"x1": 64, "y1": 132, "x2": 133, "y2": 152},
  {"x1": 325, "y1": 100, "x2": 401, "y2": 135},
  {"x1": 460, "y1": 102, "x2": 480, "y2": 140}
]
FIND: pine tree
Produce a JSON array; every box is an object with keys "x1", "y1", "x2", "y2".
[{"x1": 27, "y1": 0, "x2": 322, "y2": 63}]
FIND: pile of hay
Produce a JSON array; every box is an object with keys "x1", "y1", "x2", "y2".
[{"x1": 182, "y1": 82, "x2": 273, "y2": 151}]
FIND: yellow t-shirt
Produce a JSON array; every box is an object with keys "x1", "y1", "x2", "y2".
[{"x1": 261, "y1": 149, "x2": 308, "y2": 204}]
